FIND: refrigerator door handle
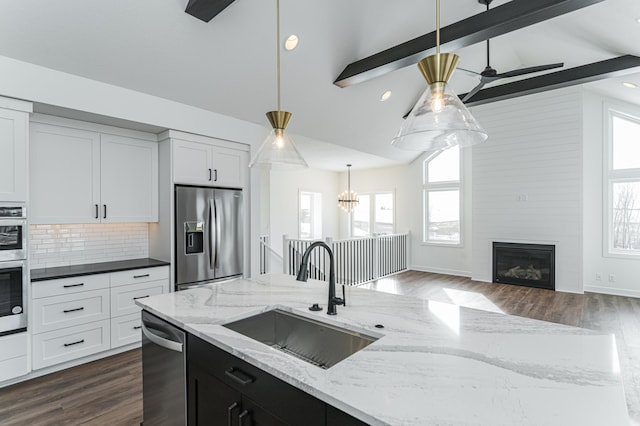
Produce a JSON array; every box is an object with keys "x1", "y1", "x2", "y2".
[
  {"x1": 213, "y1": 198, "x2": 219, "y2": 269},
  {"x1": 209, "y1": 201, "x2": 215, "y2": 270}
]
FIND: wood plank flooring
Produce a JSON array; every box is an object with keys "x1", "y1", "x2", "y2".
[{"x1": 0, "y1": 271, "x2": 638, "y2": 425}]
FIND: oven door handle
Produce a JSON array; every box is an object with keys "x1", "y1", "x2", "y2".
[{"x1": 141, "y1": 321, "x2": 183, "y2": 353}]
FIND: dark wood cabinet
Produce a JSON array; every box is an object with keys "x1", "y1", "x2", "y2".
[{"x1": 187, "y1": 334, "x2": 368, "y2": 426}]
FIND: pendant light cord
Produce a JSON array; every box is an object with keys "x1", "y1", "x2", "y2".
[
  {"x1": 435, "y1": 0, "x2": 440, "y2": 56},
  {"x1": 276, "y1": 0, "x2": 281, "y2": 112}
]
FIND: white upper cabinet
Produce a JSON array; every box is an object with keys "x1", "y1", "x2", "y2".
[
  {"x1": 0, "y1": 99, "x2": 32, "y2": 202},
  {"x1": 173, "y1": 139, "x2": 213, "y2": 186},
  {"x1": 100, "y1": 134, "x2": 158, "y2": 222},
  {"x1": 173, "y1": 135, "x2": 248, "y2": 188},
  {"x1": 30, "y1": 117, "x2": 158, "y2": 224},
  {"x1": 30, "y1": 123, "x2": 101, "y2": 224}
]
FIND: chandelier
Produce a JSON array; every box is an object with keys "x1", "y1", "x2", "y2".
[{"x1": 338, "y1": 164, "x2": 359, "y2": 212}]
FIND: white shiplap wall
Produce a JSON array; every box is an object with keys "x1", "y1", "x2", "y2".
[
  {"x1": 30, "y1": 223, "x2": 149, "y2": 268},
  {"x1": 470, "y1": 88, "x2": 583, "y2": 293}
]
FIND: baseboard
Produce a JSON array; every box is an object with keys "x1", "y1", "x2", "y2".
[
  {"x1": 410, "y1": 265, "x2": 471, "y2": 278},
  {"x1": 584, "y1": 285, "x2": 640, "y2": 298}
]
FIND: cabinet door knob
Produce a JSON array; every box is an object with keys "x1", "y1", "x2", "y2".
[
  {"x1": 227, "y1": 402, "x2": 239, "y2": 426},
  {"x1": 103, "y1": 204, "x2": 107, "y2": 219},
  {"x1": 214, "y1": 169, "x2": 218, "y2": 182},
  {"x1": 95, "y1": 204, "x2": 99, "y2": 219},
  {"x1": 208, "y1": 168, "x2": 213, "y2": 181}
]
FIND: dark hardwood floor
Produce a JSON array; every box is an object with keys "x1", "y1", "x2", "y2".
[{"x1": 1, "y1": 271, "x2": 638, "y2": 424}]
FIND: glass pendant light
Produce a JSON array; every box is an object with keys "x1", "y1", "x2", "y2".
[
  {"x1": 391, "y1": 0, "x2": 488, "y2": 151},
  {"x1": 337, "y1": 164, "x2": 359, "y2": 212},
  {"x1": 249, "y1": 0, "x2": 308, "y2": 169}
]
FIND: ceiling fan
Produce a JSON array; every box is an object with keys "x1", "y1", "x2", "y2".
[{"x1": 460, "y1": 0, "x2": 564, "y2": 103}]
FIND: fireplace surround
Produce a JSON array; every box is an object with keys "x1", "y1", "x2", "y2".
[{"x1": 492, "y1": 242, "x2": 555, "y2": 290}]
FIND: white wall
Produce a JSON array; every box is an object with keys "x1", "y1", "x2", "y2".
[
  {"x1": 583, "y1": 91, "x2": 640, "y2": 297},
  {"x1": 470, "y1": 88, "x2": 584, "y2": 293},
  {"x1": 269, "y1": 168, "x2": 341, "y2": 256}
]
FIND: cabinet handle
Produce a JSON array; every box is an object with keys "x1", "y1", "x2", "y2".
[
  {"x1": 63, "y1": 307, "x2": 85, "y2": 313},
  {"x1": 133, "y1": 295, "x2": 150, "y2": 300},
  {"x1": 214, "y1": 169, "x2": 218, "y2": 182},
  {"x1": 103, "y1": 204, "x2": 107, "y2": 219},
  {"x1": 227, "y1": 402, "x2": 239, "y2": 426},
  {"x1": 133, "y1": 325, "x2": 142, "y2": 330},
  {"x1": 238, "y1": 410, "x2": 250, "y2": 425},
  {"x1": 63, "y1": 339, "x2": 85, "y2": 347},
  {"x1": 225, "y1": 367, "x2": 254, "y2": 386},
  {"x1": 133, "y1": 274, "x2": 150, "y2": 279},
  {"x1": 63, "y1": 283, "x2": 84, "y2": 288},
  {"x1": 208, "y1": 168, "x2": 213, "y2": 181},
  {"x1": 95, "y1": 204, "x2": 99, "y2": 219}
]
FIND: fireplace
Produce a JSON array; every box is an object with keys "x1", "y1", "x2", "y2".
[{"x1": 492, "y1": 242, "x2": 555, "y2": 290}]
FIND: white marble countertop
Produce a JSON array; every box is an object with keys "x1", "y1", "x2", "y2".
[{"x1": 136, "y1": 274, "x2": 628, "y2": 425}]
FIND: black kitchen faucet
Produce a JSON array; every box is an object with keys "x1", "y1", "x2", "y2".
[{"x1": 295, "y1": 241, "x2": 345, "y2": 315}]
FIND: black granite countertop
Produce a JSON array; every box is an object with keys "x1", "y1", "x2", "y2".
[{"x1": 31, "y1": 258, "x2": 170, "y2": 282}]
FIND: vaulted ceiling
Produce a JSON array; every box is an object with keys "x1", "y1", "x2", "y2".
[{"x1": 0, "y1": 0, "x2": 639, "y2": 169}]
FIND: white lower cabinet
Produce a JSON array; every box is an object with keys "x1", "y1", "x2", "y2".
[
  {"x1": 31, "y1": 265, "x2": 169, "y2": 370},
  {"x1": 0, "y1": 333, "x2": 29, "y2": 381},
  {"x1": 110, "y1": 312, "x2": 142, "y2": 348},
  {"x1": 32, "y1": 289, "x2": 110, "y2": 334},
  {"x1": 32, "y1": 320, "x2": 110, "y2": 370}
]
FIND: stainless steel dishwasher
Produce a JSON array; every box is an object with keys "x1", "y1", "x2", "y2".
[{"x1": 141, "y1": 310, "x2": 186, "y2": 426}]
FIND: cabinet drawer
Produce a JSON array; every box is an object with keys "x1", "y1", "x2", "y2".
[
  {"x1": 111, "y1": 281, "x2": 166, "y2": 317},
  {"x1": 32, "y1": 289, "x2": 110, "y2": 334},
  {"x1": 110, "y1": 266, "x2": 169, "y2": 287},
  {"x1": 111, "y1": 312, "x2": 142, "y2": 348},
  {"x1": 189, "y1": 335, "x2": 325, "y2": 426},
  {"x1": 32, "y1": 320, "x2": 110, "y2": 370},
  {"x1": 0, "y1": 332, "x2": 27, "y2": 361},
  {"x1": 31, "y1": 274, "x2": 110, "y2": 299}
]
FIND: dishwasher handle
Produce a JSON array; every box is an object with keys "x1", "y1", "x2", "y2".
[{"x1": 141, "y1": 321, "x2": 183, "y2": 353}]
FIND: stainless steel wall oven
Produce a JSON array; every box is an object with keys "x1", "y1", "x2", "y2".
[
  {"x1": 0, "y1": 205, "x2": 27, "y2": 261},
  {"x1": 0, "y1": 205, "x2": 27, "y2": 336}
]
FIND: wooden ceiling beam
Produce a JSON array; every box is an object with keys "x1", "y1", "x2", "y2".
[
  {"x1": 334, "y1": 0, "x2": 605, "y2": 88},
  {"x1": 462, "y1": 55, "x2": 640, "y2": 107},
  {"x1": 185, "y1": 0, "x2": 236, "y2": 22}
]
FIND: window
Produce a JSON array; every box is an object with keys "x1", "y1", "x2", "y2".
[
  {"x1": 606, "y1": 110, "x2": 640, "y2": 256},
  {"x1": 423, "y1": 146, "x2": 462, "y2": 244},
  {"x1": 299, "y1": 191, "x2": 322, "y2": 239},
  {"x1": 351, "y1": 192, "x2": 394, "y2": 236}
]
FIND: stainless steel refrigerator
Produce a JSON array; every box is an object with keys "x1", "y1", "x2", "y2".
[{"x1": 175, "y1": 185, "x2": 243, "y2": 290}]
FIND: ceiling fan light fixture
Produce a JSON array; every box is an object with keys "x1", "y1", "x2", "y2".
[{"x1": 249, "y1": 0, "x2": 307, "y2": 169}]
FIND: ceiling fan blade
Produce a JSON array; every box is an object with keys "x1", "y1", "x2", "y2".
[
  {"x1": 456, "y1": 67, "x2": 482, "y2": 78},
  {"x1": 497, "y1": 62, "x2": 564, "y2": 79},
  {"x1": 462, "y1": 81, "x2": 487, "y2": 102}
]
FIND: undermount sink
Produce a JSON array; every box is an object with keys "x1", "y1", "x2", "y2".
[{"x1": 222, "y1": 309, "x2": 379, "y2": 369}]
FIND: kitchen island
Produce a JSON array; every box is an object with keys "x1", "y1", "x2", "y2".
[{"x1": 136, "y1": 273, "x2": 628, "y2": 425}]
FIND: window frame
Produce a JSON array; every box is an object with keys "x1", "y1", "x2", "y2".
[
  {"x1": 604, "y1": 105, "x2": 640, "y2": 258},
  {"x1": 349, "y1": 190, "x2": 396, "y2": 237},
  {"x1": 422, "y1": 147, "x2": 464, "y2": 247}
]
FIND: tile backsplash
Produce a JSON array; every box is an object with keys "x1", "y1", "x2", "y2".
[{"x1": 30, "y1": 223, "x2": 149, "y2": 268}]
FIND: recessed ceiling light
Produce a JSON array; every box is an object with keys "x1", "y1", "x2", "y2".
[
  {"x1": 623, "y1": 82, "x2": 638, "y2": 89},
  {"x1": 380, "y1": 90, "x2": 392, "y2": 101},
  {"x1": 636, "y1": 17, "x2": 640, "y2": 24},
  {"x1": 284, "y1": 35, "x2": 299, "y2": 51}
]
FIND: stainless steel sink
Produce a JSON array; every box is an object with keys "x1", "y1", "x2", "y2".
[{"x1": 222, "y1": 309, "x2": 379, "y2": 369}]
